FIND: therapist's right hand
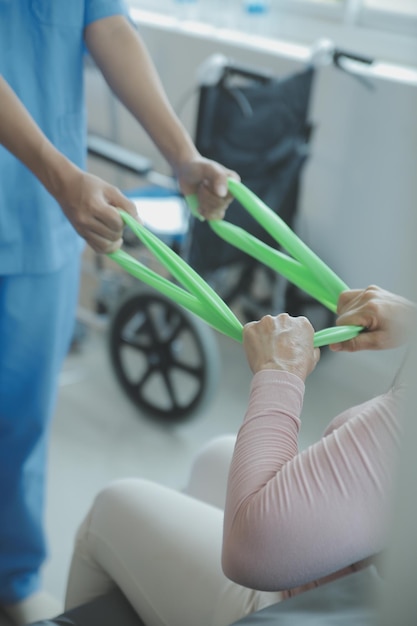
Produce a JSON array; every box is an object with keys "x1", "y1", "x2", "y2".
[{"x1": 56, "y1": 168, "x2": 140, "y2": 254}]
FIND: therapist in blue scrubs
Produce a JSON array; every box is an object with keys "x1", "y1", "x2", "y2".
[{"x1": 0, "y1": 2, "x2": 236, "y2": 624}]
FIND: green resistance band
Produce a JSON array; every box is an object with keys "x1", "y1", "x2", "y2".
[{"x1": 109, "y1": 179, "x2": 363, "y2": 348}]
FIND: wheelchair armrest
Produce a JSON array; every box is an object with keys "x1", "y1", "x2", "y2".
[
  {"x1": 87, "y1": 134, "x2": 178, "y2": 191},
  {"x1": 87, "y1": 134, "x2": 153, "y2": 177}
]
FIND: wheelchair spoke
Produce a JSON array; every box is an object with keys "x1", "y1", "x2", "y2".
[{"x1": 109, "y1": 291, "x2": 219, "y2": 422}]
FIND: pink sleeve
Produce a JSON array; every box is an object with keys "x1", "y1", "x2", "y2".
[{"x1": 222, "y1": 370, "x2": 403, "y2": 592}]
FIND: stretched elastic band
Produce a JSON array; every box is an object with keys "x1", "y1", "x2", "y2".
[{"x1": 109, "y1": 180, "x2": 362, "y2": 347}]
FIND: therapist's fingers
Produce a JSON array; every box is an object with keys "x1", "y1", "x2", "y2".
[
  {"x1": 176, "y1": 157, "x2": 239, "y2": 221},
  {"x1": 195, "y1": 181, "x2": 231, "y2": 221},
  {"x1": 58, "y1": 171, "x2": 140, "y2": 253},
  {"x1": 101, "y1": 184, "x2": 140, "y2": 223},
  {"x1": 82, "y1": 231, "x2": 125, "y2": 255}
]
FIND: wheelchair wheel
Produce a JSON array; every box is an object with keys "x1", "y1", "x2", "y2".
[{"x1": 108, "y1": 288, "x2": 220, "y2": 423}]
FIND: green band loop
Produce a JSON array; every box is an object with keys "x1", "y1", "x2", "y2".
[{"x1": 108, "y1": 179, "x2": 363, "y2": 348}]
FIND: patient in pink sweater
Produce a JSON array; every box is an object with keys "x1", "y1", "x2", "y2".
[{"x1": 64, "y1": 285, "x2": 415, "y2": 626}]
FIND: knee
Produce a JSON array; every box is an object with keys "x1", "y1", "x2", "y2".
[
  {"x1": 190, "y1": 435, "x2": 236, "y2": 476},
  {"x1": 185, "y1": 435, "x2": 236, "y2": 508},
  {"x1": 92, "y1": 478, "x2": 151, "y2": 516},
  {"x1": 76, "y1": 478, "x2": 153, "y2": 542}
]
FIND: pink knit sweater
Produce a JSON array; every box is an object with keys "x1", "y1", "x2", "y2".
[{"x1": 222, "y1": 369, "x2": 404, "y2": 596}]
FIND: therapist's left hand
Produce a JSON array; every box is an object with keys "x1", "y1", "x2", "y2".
[
  {"x1": 174, "y1": 157, "x2": 240, "y2": 221},
  {"x1": 56, "y1": 168, "x2": 140, "y2": 254}
]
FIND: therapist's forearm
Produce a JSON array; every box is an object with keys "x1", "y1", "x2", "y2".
[
  {"x1": 0, "y1": 76, "x2": 138, "y2": 253},
  {"x1": 84, "y1": 16, "x2": 199, "y2": 173},
  {"x1": 0, "y1": 76, "x2": 79, "y2": 198}
]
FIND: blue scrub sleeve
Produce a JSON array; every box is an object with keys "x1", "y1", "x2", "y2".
[{"x1": 84, "y1": 0, "x2": 129, "y2": 27}]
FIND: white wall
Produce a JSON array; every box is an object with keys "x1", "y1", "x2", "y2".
[{"x1": 87, "y1": 18, "x2": 416, "y2": 293}]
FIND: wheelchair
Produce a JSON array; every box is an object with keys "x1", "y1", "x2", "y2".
[
  {"x1": 85, "y1": 47, "x2": 373, "y2": 425},
  {"x1": 80, "y1": 165, "x2": 221, "y2": 424}
]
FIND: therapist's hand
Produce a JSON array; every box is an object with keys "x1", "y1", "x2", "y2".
[
  {"x1": 175, "y1": 157, "x2": 240, "y2": 221},
  {"x1": 85, "y1": 16, "x2": 238, "y2": 223},
  {"x1": 330, "y1": 285, "x2": 416, "y2": 352},
  {"x1": 55, "y1": 168, "x2": 139, "y2": 254},
  {"x1": 243, "y1": 313, "x2": 320, "y2": 382}
]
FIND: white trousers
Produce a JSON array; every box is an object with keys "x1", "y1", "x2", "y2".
[{"x1": 65, "y1": 435, "x2": 282, "y2": 626}]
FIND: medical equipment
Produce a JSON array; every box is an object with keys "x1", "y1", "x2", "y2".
[
  {"x1": 110, "y1": 180, "x2": 362, "y2": 347},
  {"x1": 85, "y1": 46, "x2": 372, "y2": 424}
]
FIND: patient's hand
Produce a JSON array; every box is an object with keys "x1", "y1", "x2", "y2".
[
  {"x1": 243, "y1": 313, "x2": 320, "y2": 382},
  {"x1": 331, "y1": 285, "x2": 416, "y2": 352}
]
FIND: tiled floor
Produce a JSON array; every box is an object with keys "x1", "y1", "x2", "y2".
[{"x1": 0, "y1": 300, "x2": 405, "y2": 625}]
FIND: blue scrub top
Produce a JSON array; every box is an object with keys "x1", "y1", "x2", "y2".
[{"x1": 0, "y1": 0, "x2": 128, "y2": 274}]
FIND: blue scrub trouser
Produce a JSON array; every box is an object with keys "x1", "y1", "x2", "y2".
[{"x1": 0, "y1": 255, "x2": 81, "y2": 603}]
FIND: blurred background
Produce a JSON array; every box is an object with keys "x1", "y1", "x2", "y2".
[{"x1": 36, "y1": 0, "x2": 417, "y2": 610}]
